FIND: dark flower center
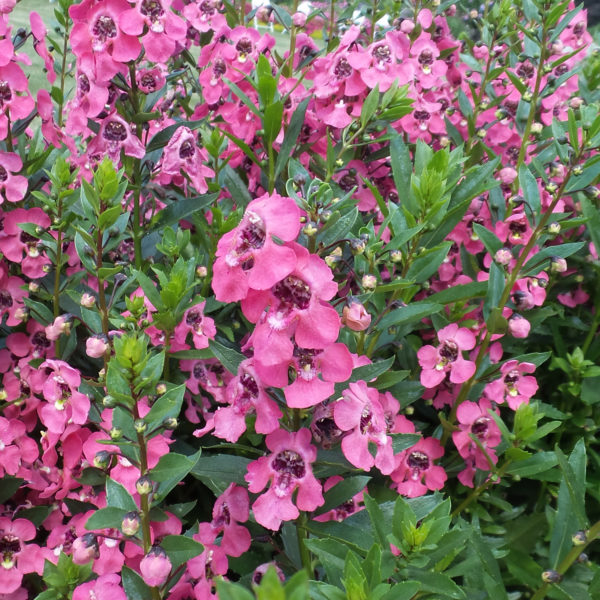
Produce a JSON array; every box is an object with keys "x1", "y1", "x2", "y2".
[
  {"x1": 313, "y1": 416, "x2": 343, "y2": 447},
  {"x1": 185, "y1": 308, "x2": 204, "y2": 326},
  {"x1": 141, "y1": 0, "x2": 164, "y2": 20},
  {"x1": 504, "y1": 369, "x2": 520, "y2": 385},
  {"x1": 179, "y1": 139, "x2": 196, "y2": 159},
  {"x1": 471, "y1": 417, "x2": 489, "y2": 437},
  {"x1": 0, "y1": 533, "x2": 20, "y2": 556},
  {"x1": 236, "y1": 38, "x2": 253, "y2": 56},
  {"x1": 338, "y1": 173, "x2": 357, "y2": 192},
  {"x1": 213, "y1": 58, "x2": 226, "y2": 76},
  {"x1": 32, "y1": 331, "x2": 51, "y2": 349},
  {"x1": 359, "y1": 409, "x2": 372, "y2": 434},
  {"x1": 200, "y1": 0, "x2": 216, "y2": 16},
  {"x1": 0, "y1": 81, "x2": 12, "y2": 103},
  {"x1": 0, "y1": 165, "x2": 8, "y2": 182},
  {"x1": 272, "y1": 276, "x2": 311, "y2": 310},
  {"x1": 140, "y1": 73, "x2": 158, "y2": 90},
  {"x1": 439, "y1": 340, "x2": 459, "y2": 362},
  {"x1": 103, "y1": 121, "x2": 128, "y2": 142},
  {"x1": 407, "y1": 450, "x2": 429, "y2": 470},
  {"x1": 272, "y1": 449, "x2": 306, "y2": 479},
  {"x1": 0, "y1": 290, "x2": 12, "y2": 309},
  {"x1": 418, "y1": 49, "x2": 434, "y2": 66},
  {"x1": 373, "y1": 44, "x2": 391, "y2": 64},
  {"x1": 92, "y1": 15, "x2": 118, "y2": 42},
  {"x1": 78, "y1": 74, "x2": 91, "y2": 94},
  {"x1": 414, "y1": 110, "x2": 431, "y2": 122},
  {"x1": 213, "y1": 502, "x2": 231, "y2": 528},
  {"x1": 334, "y1": 57, "x2": 352, "y2": 79}
]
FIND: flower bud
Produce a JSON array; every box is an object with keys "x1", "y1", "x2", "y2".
[
  {"x1": 494, "y1": 248, "x2": 512, "y2": 265},
  {"x1": 140, "y1": 546, "x2": 172, "y2": 588},
  {"x1": 547, "y1": 222, "x2": 561, "y2": 235},
  {"x1": 572, "y1": 530, "x2": 587, "y2": 545},
  {"x1": 550, "y1": 256, "x2": 567, "y2": 273},
  {"x1": 72, "y1": 533, "x2": 99, "y2": 564},
  {"x1": 302, "y1": 222, "x2": 318, "y2": 237},
  {"x1": 86, "y1": 335, "x2": 109, "y2": 358},
  {"x1": 531, "y1": 122, "x2": 543, "y2": 134},
  {"x1": 196, "y1": 266, "x2": 208, "y2": 278},
  {"x1": 156, "y1": 383, "x2": 167, "y2": 395},
  {"x1": 28, "y1": 282, "x2": 39, "y2": 293},
  {"x1": 103, "y1": 395, "x2": 116, "y2": 408},
  {"x1": 361, "y1": 274, "x2": 377, "y2": 290},
  {"x1": 252, "y1": 562, "x2": 285, "y2": 587},
  {"x1": 109, "y1": 427, "x2": 122, "y2": 440},
  {"x1": 349, "y1": 238, "x2": 366, "y2": 255},
  {"x1": 93, "y1": 450, "x2": 112, "y2": 470},
  {"x1": 508, "y1": 314, "x2": 530, "y2": 338},
  {"x1": 163, "y1": 417, "x2": 178, "y2": 430},
  {"x1": 342, "y1": 302, "x2": 371, "y2": 331},
  {"x1": 390, "y1": 249, "x2": 403, "y2": 263},
  {"x1": 134, "y1": 419, "x2": 147, "y2": 434},
  {"x1": 292, "y1": 12, "x2": 307, "y2": 27},
  {"x1": 136, "y1": 475, "x2": 153, "y2": 496},
  {"x1": 121, "y1": 511, "x2": 141, "y2": 536},
  {"x1": 542, "y1": 570, "x2": 562, "y2": 584},
  {"x1": 81, "y1": 293, "x2": 96, "y2": 308}
]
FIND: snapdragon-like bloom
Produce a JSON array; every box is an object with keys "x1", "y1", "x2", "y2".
[
  {"x1": 417, "y1": 323, "x2": 476, "y2": 388},
  {"x1": 453, "y1": 398, "x2": 502, "y2": 487},
  {"x1": 333, "y1": 380, "x2": 396, "y2": 474},
  {"x1": 72, "y1": 573, "x2": 126, "y2": 600},
  {"x1": 391, "y1": 437, "x2": 447, "y2": 498},
  {"x1": 245, "y1": 428, "x2": 323, "y2": 530},
  {"x1": 212, "y1": 192, "x2": 301, "y2": 302},
  {"x1": 0, "y1": 152, "x2": 27, "y2": 204},
  {"x1": 87, "y1": 114, "x2": 145, "y2": 162},
  {"x1": 0, "y1": 518, "x2": 44, "y2": 593},
  {"x1": 484, "y1": 360, "x2": 538, "y2": 410},
  {"x1": 172, "y1": 301, "x2": 216, "y2": 350},
  {"x1": 243, "y1": 243, "x2": 340, "y2": 366}
]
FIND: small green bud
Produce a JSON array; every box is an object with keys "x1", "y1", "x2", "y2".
[
  {"x1": 542, "y1": 570, "x2": 562, "y2": 584},
  {"x1": 136, "y1": 475, "x2": 153, "y2": 496},
  {"x1": 134, "y1": 419, "x2": 147, "y2": 434}
]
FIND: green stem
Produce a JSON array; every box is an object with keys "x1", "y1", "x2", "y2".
[
  {"x1": 297, "y1": 511, "x2": 312, "y2": 577},
  {"x1": 53, "y1": 199, "x2": 63, "y2": 356},
  {"x1": 128, "y1": 64, "x2": 143, "y2": 269},
  {"x1": 96, "y1": 227, "x2": 110, "y2": 373},
  {"x1": 285, "y1": 0, "x2": 300, "y2": 78},
  {"x1": 328, "y1": 0, "x2": 335, "y2": 42},
  {"x1": 369, "y1": 0, "x2": 378, "y2": 45},
  {"x1": 57, "y1": 15, "x2": 70, "y2": 128},
  {"x1": 530, "y1": 519, "x2": 600, "y2": 600}
]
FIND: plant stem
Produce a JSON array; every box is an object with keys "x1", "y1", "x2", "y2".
[
  {"x1": 530, "y1": 519, "x2": 600, "y2": 600},
  {"x1": 285, "y1": 0, "x2": 300, "y2": 78},
  {"x1": 128, "y1": 64, "x2": 143, "y2": 269},
  {"x1": 328, "y1": 0, "x2": 335, "y2": 42},
  {"x1": 53, "y1": 198, "x2": 63, "y2": 356},
  {"x1": 57, "y1": 14, "x2": 70, "y2": 128},
  {"x1": 369, "y1": 0, "x2": 378, "y2": 45},
  {"x1": 296, "y1": 511, "x2": 312, "y2": 577}
]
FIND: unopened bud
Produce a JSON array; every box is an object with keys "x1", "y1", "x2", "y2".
[
  {"x1": 93, "y1": 450, "x2": 112, "y2": 470},
  {"x1": 196, "y1": 266, "x2": 207, "y2": 278},
  {"x1": 361, "y1": 274, "x2": 377, "y2": 290},
  {"x1": 349, "y1": 238, "x2": 366, "y2": 255},
  {"x1": 547, "y1": 222, "x2": 561, "y2": 235},
  {"x1": 542, "y1": 570, "x2": 562, "y2": 584},
  {"x1": 81, "y1": 293, "x2": 96, "y2": 308},
  {"x1": 494, "y1": 248, "x2": 512, "y2": 265},
  {"x1": 531, "y1": 122, "x2": 543, "y2": 134},
  {"x1": 572, "y1": 530, "x2": 587, "y2": 545},
  {"x1": 134, "y1": 419, "x2": 147, "y2": 434},
  {"x1": 390, "y1": 249, "x2": 403, "y2": 263},
  {"x1": 522, "y1": 90, "x2": 533, "y2": 102},
  {"x1": 573, "y1": 165, "x2": 583, "y2": 176},
  {"x1": 72, "y1": 533, "x2": 99, "y2": 564},
  {"x1": 302, "y1": 222, "x2": 317, "y2": 237},
  {"x1": 28, "y1": 282, "x2": 39, "y2": 293},
  {"x1": 163, "y1": 417, "x2": 178, "y2": 430},
  {"x1": 550, "y1": 256, "x2": 567, "y2": 273},
  {"x1": 109, "y1": 427, "x2": 122, "y2": 440},
  {"x1": 121, "y1": 511, "x2": 141, "y2": 536},
  {"x1": 156, "y1": 383, "x2": 167, "y2": 395},
  {"x1": 136, "y1": 475, "x2": 153, "y2": 496}
]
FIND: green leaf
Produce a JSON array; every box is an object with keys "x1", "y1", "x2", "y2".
[
  {"x1": 275, "y1": 97, "x2": 310, "y2": 180},
  {"x1": 426, "y1": 281, "x2": 487, "y2": 304},
  {"x1": 222, "y1": 165, "x2": 252, "y2": 206},
  {"x1": 506, "y1": 451, "x2": 558, "y2": 478},
  {"x1": 85, "y1": 507, "x2": 128, "y2": 531},
  {"x1": 391, "y1": 433, "x2": 421, "y2": 453},
  {"x1": 349, "y1": 357, "x2": 395, "y2": 384},
  {"x1": 363, "y1": 493, "x2": 388, "y2": 547},
  {"x1": 224, "y1": 78, "x2": 260, "y2": 117},
  {"x1": 379, "y1": 302, "x2": 443, "y2": 330},
  {"x1": 318, "y1": 207, "x2": 358, "y2": 245},
  {"x1": 106, "y1": 478, "x2": 138, "y2": 512},
  {"x1": 150, "y1": 450, "x2": 201, "y2": 502},
  {"x1": 521, "y1": 242, "x2": 585, "y2": 276},
  {"x1": 407, "y1": 569, "x2": 466, "y2": 599},
  {"x1": 309, "y1": 582, "x2": 347, "y2": 600},
  {"x1": 472, "y1": 223, "x2": 503, "y2": 256},
  {"x1": 304, "y1": 539, "x2": 347, "y2": 588},
  {"x1": 133, "y1": 269, "x2": 163, "y2": 311},
  {"x1": 405, "y1": 242, "x2": 452, "y2": 283},
  {"x1": 209, "y1": 338, "x2": 245, "y2": 374},
  {"x1": 191, "y1": 454, "x2": 252, "y2": 495},
  {"x1": 256, "y1": 565, "x2": 285, "y2": 600},
  {"x1": 144, "y1": 384, "x2": 186, "y2": 431},
  {"x1": 519, "y1": 164, "x2": 541, "y2": 216},
  {"x1": 216, "y1": 580, "x2": 256, "y2": 600},
  {"x1": 449, "y1": 157, "x2": 500, "y2": 208},
  {"x1": 390, "y1": 136, "x2": 415, "y2": 214},
  {"x1": 0, "y1": 477, "x2": 24, "y2": 504},
  {"x1": 151, "y1": 194, "x2": 218, "y2": 229},
  {"x1": 361, "y1": 84, "x2": 380, "y2": 127},
  {"x1": 160, "y1": 535, "x2": 203, "y2": 568},
  {"x1": 381, "y1": 582, "x2": 421, "y2": 600},
  {"x1": 555, "y1": 443, "x2": 588, "y2": 529},
  {"x1": 484, "y1": 262, "x2": 505, "y2": 321},
  {"x1": 315, "y1": 476, "x2": 371, "y2": 516},
  {"x1": 98, "y1": 205, "x2": 122, "y2": 231},
  {"x1": 263, "y1": 101, "x2": 284, "y2": 146},
  {"x1": 121, "y1": 565, "x2": 152, "y2": 600}
]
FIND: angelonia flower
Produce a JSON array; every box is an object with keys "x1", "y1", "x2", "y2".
[{"x1": 140, "y1": 546, "x2": 172, "y2": 587}]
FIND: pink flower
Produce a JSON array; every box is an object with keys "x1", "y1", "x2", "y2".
[
  {"x1": 314, "y1": 475, "x2": 365, "y2": 522},
  {"x1": 86, "y1": 335, "x2": 109, "y2": 358},
  {"x1": 0, "y1": 153, "x2": 27, "y2": 203},
  {"x1": 87, "y1": 114, "x2": 145, "y2": 162},
  {"x1": 73, "y1": 574, "x2": 126, "y2": 600},
  {"x1": 245, "y1": 428, "x2": 323, "y2": 530},
  {"x1": 333, "y1": 380, "x2": 397, "y2": 475},
  {"x1": 417, "y1": 323, "x2": 477, "y2": 388},
  {"x1": 72, "y1": 533, "x2": 100, "y2": 564},
  {"x1": 197, "y1": 484, "x2": 251, "y2": 558},
  {"x1": 484, "y1": 360, "x2": 538, "y2": 410},
  {"x1": 242, "y1": 243, "x2": 340, "y2": 366},
  {"x1": 213, "y1": 359, "x2": 281, "y2": 442},
  {"x1": 0, "y1": 417, "x2": 38, "y2": 476},
  {"x1": 212, "y1": 192, "x2": 301, "y2": 302},
  {"x1": 172, "y1": 302, "x2": 216, "y2": 350},
  {"x1": 0, "y1": 208, "x2": 51, "y2": 278},
  {"x1": 140, "y1": 546, "x2": 171, "y2": 587},
  {"x1": 508, "y1": 314, "x2": 530, "y2": 338},
  {"x1": 453, "y1": 399, "x2": 502, "y2": 487},
  {"x1": 342, "y1": 302, "x2": 371, "y2": 331},
  {"x1": 391, "y1": 438, "x2": 447, "y2": 498},
  {"x1": 0, "y1": 518, "x2": 44, "y2": 593}
]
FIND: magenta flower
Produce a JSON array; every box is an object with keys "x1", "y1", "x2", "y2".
[
  {"x1": 333, "y1": 380, "x2": 395, "y2": 475},
  {"x1": 38, "y1": 360, "x2": 90, "y2": 434},
  {"x1": 140, "y1": 546, "x2": 171, "y2": 588},
  {"x1": 158, "y1": 126, "x2": 214, "y2": 194},
  {"x1": 87, "y1": 114, "x2": 145, "y2": 162},
  {"x1": 213, "y1": 359, "x2": 281, "y2": 442},
  {"x1": 197, "y1": 484, "x2": 251, "y2": 558},
  {"x1": 453, "y1": 399, "x2": 502, "y2": 487},
  {"x1": 0, "y1": 153, "x2": 27, "y2": 204},
  {"x1": 245, "y1": 428, "x2": 324, "y2": 530},
  {"x1": 391, "y1": 438, "x2": 447, "y2": 498},
  {"x1": 0, "y1": 518, "x2": 43, "y2": 593},
  {"x1": 0, "y1": 417, "x2": 38, "y2": 477},
  {"x1": 0, "y1": 267, "x2": 27, "y2": 327},
  {"x1": 417, "y1": 323, "x2": 477, "y2": 388},
  {"x1": 242, "y1": 243, "x2": 340, "y2": 366},
  {"x1": 484, "y1": 360, "x2": 538, "y2": 410},
  {"x1": 212, "y1": 192, "x2": 301, "y2": 302},
  {"x1": 73, "y1": 574, "x2": 126, "y2": 600},
  {"x1": 172, "y1": 302, "x2": 216, "y2": 350}
]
